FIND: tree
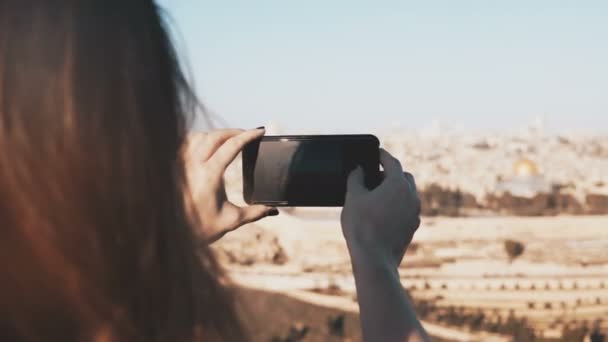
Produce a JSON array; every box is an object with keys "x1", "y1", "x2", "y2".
[
  {"x1": 327, "y1": 314, "x2": 345, "y2": 337},
  {"x1": 504, "y1": 239, "x2": 525, "y2": 262}
]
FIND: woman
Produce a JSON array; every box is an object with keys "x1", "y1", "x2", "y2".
[{"x1": 0, "y1": 1, "x2": 427, "y2": 341}]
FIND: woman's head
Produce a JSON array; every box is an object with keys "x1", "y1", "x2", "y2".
[{"x1": 0, "y1": 1, "x2": 242, "y2": 340}]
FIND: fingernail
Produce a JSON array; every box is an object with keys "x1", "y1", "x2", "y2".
[
  {"x1": 256, "y1": 126, "x2": 265, "y2": 130},
  {"x1": 267, "y1": 208, "x2": 279, "y2": 216}
]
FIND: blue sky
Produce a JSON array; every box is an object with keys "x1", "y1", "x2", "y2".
[{"x1": 161, "y1": 0, "x2": 608, "y2": 133}]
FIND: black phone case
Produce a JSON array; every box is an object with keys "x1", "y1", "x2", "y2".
[{"x1": 242, "y1": 134, "x2": 380, "y2": 207}]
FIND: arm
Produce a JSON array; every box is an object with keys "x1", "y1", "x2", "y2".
[
  {"x1": 341, "y1": 149, "x2": 429, "y2": 342},
  {"x1": 349, "y1": 242, "x2": 428, "y2": 341}
]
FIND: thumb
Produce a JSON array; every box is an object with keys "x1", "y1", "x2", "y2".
[
  {"x1": 346, "y1": 166, "x2": 368, "y2": 197},
  {"x1": 238, "y1": 205, "x2": 279, "y2": 226}
]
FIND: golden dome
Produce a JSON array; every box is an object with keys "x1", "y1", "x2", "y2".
[{"x1": 514, "y1": 158, "x2": 539, "y2": 177}]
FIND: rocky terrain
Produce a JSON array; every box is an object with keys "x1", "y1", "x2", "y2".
[{"x1": 216, "y1": 215, "x2": 608, "y2": 341}]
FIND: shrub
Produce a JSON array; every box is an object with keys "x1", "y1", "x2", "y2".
[{"x1": 504, "y1": 240, "x2": 525, "y2": 262}]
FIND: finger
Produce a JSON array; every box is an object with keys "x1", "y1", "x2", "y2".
[
  {"x1": 198, "y1": 129, "x2": 245, "y2": 161},
  {"x1": 346, "y1": 166, "x2": 368, "y2": 196},
  {"x1": 239, "y1": 205, "x2": 279, "y2": 226},
  {"x1": 404, "y1": 171, "x2": 418, "y2": 192},
  {"x1": 379, "y1": 148, "x2": 404, "y2": 179},
  {"x1": 379, "y1": 171, "x2": 408, "y2": 180},
  {"x1": 379, "y1": 170, "x2": 411, "y2": 179},
  {"x1": 222, "y1": 204, "x2": 277, "y2": 232},
  {"x1": 404, "y1": 173, "x2": 422, "y2": 216},
  {"x1": 209, "y1": 128, "x2": 266, "y2": 171}
]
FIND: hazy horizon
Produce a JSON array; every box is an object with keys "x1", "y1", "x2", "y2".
[{"x1": 163, "y1": 1, "x2": 607, "y2": 134}]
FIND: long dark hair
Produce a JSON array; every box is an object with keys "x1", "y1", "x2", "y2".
[{"x1": 0, "y1": 1, "x2": 244, "y2": 340}]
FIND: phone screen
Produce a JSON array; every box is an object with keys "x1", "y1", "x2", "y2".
[{"x1": 242, "y1": 135, "x2": 380, "y2": 206}]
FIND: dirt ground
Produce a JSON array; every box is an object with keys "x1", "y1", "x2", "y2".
[
  {"x1": 235, "y1": 286, "x2": 463, "y2": 342},
  {"x1": 216, "y1": 213, "x2": 608, "y2": 340},
  {"x1": 235, "y1": 287, "x2": 363, "y2": 342}
]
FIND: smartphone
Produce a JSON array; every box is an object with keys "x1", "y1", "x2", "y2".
[{"x1": 242, "y1": 134, "x2": 381, "y2": 207}]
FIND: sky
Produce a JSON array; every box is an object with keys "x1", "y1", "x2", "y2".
[{"x1": 161, "y1": 0, "x2": 608, "y2": 134}]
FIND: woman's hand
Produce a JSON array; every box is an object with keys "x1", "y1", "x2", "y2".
[
  {"x1": 341, "y1": 149, "x2": 427, "y2": 342},
  {"x1": 184, "y1": 128, "x2": 278, "y2": 243},
  {"x1": 341, "y1": 148, "x2": 421, "y2": 269}
]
